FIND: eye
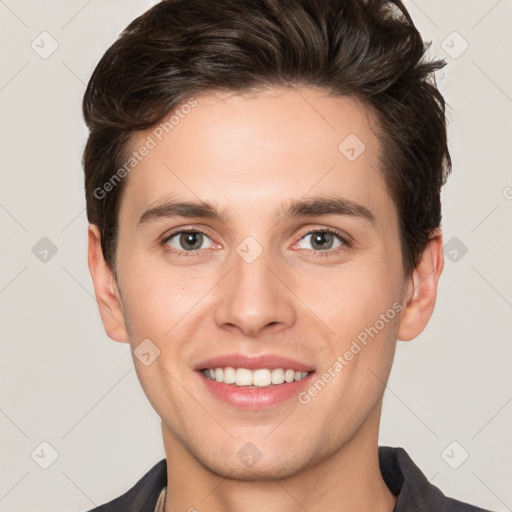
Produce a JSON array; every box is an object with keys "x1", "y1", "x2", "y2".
[
  {"x1": 295, "y1": 229, "x2": 349, "y2": 253},
  {"x1": 161, "y1": 227, "x2": 351, "y2": 259},
  {"x1": 164, "y1": 230, "x2": 214, "y2": 252}
]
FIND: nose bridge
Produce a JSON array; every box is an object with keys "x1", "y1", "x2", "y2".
[{"x1": 213, "y1": 235, "x2": 295, "y2": 335}]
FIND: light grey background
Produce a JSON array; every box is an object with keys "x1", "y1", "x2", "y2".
[{"x1": 0, "y1": 1, "x2": 511, "y2": 511}]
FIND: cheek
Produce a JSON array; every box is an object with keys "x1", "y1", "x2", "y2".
[
  {"x1": 300, "y1": 262, "x2": 400, "y2": 330},
  {"x1": 118, "y1": 257, "x2": 215, "y2": 339},
  {"x1": 301, "y1": 257, "x2": 403, "y2": 385}
]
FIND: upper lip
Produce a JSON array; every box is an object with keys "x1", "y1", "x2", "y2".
[{"x1": 194, "y1": 353, "x2": 315, "y2": 372}]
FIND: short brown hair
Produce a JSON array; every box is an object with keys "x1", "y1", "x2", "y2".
[{"x1": 83, "y1": 0, "x2": 451, "y2": 277}]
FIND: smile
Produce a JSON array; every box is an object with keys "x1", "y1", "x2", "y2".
[
  {"x1": 197, "y1": 368, "x2": 315, "y2": 410},
  {"x1": 201, "y1": 367, "x2": 310, "y2": 387}
]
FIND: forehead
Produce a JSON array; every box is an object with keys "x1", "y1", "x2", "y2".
[{"x1": 119, "y1": 86, "x2": 393, "y2": 224}]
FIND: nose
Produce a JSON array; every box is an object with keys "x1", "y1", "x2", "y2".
[{"x1": 213, "y1": 244, "x2": 296, "y2": 337}]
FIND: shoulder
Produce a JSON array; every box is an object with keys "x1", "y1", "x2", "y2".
[
  {"x1": 84, "y1": 459, "x2": 167, "y2": 512},
  {"x1": 379, "y1": 446, "x2": 495, "y2": 512}
]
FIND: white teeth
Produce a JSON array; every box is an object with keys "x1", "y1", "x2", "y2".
[
  {"x1": 202, "y1": 367, "x2": 311, "y2": 387},
  {"x1": 235, "y1": 368, "x2": 253, "y2": 386},
  {"x1": 271, "y1": 368, "x2": 285, "y2": 385},
  {"x1": 253, "y1": 369, "x2": 272, "y2": 387},
  {"x1": 284, "y1": 369, "x2": 295, "y2": 383},
  {"x1": 223, "y1": 367, "x2": 236, "y2": 384}
]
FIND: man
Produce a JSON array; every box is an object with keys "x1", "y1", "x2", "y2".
[{"x1": 82, "y1": 0, "x2": 492, "y2": 510}]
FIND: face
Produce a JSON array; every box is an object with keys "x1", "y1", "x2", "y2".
[{"x1": 89, "y1": 86, "x2": 442, "y2": 481}]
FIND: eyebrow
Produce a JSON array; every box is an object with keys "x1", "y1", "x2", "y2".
[{"x1": 137, "y1": 195, "x2": 376, "y2": 228}]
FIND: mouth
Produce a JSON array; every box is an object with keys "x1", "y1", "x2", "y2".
[
  {"x1": 200, "y1": 367, "x2": 312, "y2": 387},
  {"x1": 196, "y1": 366, "x2": 316, "y2": 410}
]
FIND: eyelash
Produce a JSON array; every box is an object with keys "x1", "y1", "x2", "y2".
[{"x1": 161, "y1": 227, "x2": 352, "y2": 259}]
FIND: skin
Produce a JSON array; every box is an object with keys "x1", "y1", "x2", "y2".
[{"x1": 88, "y1": 86, "x2": 444, "y2": 512}]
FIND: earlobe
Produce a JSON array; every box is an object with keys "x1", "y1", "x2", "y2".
[
  {"x1": 87, "y1": 224, "x2": 129, "y2": 343},
  {"x1": 397, "y1": 229, "x2": 444, "y2": 342}
]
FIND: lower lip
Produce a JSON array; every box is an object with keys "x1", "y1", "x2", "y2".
[{"x1": 197, "y1": 371, "x2": 315, "y2": 410}]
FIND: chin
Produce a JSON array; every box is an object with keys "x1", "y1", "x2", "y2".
[{"x1": 197, "y1": 445, "x2": 315, "y2": 482}]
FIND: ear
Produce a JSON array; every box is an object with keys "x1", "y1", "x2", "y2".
[
  {"x1": 87, "y1": 224, "x2": 129, "y2": 343},
  {"x1": 397, "y1": 228, "x2": 444, "y2": 342}
]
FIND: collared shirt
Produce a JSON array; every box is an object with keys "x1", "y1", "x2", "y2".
[
  {"x1": 87, "y1": 446, "x2": 494, "y2": 512},
  {"x1": 154, "y1": 487, "x2": 166, "y2": 512}
]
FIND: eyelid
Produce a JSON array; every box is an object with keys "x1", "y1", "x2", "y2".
[
  {"x1": 294, "y1": 225, "x2": 352, "y2": 245},
  {"x1": 162, "y1": 226, "x2": 218, "y2": 249},
  {"x1": 290, "y1": 227, "x2": 352, "y2": 257},
  {"x1": 162, "y1": 225, "x2": 215, "y2": 243}
]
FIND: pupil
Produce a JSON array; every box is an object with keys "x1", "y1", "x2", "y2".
[
  {"x1": 311, "y1": 232, "x2": 333, "y2": 250},
  {"x1": 181, "y1": 232, "x2": 202, "y2": 250}
]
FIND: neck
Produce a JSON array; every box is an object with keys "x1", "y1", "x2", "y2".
[{"x1": 162, "y1": 404, "x2": 396, "y2": 512}]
